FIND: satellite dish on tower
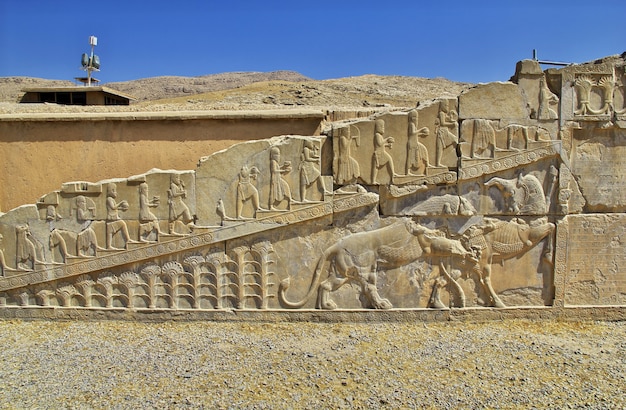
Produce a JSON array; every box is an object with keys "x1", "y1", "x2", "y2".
[{"x1": 79, "y1": 35, "x2": 100, "y2": 86}]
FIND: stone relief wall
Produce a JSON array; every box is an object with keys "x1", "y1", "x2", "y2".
[{"x1": 1, "y1": 54, "x2": 625, "y2": 315}]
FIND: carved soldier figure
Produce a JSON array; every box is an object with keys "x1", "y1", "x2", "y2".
[
  {"x1": 406, "y1": 109, "x2": 430, "y2": 175},
  {"x1": 105, "y1": 183, "x2": 138, "y2": 250},
  {"x1": 371, "y1": 119, "x2": 397, "y2": 184},
  {"x1": 168, "y1": 174, "x2": 194, "y2": 235}
]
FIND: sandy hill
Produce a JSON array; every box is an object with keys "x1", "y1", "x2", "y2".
[{"x1": 0, "y1": 71, "x2": 473, "y2": 113}]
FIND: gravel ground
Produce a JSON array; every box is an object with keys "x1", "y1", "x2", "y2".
[{"x1": 0, "y1": 319, "x2": 624, "y2": 409}]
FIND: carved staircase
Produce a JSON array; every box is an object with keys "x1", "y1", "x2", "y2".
[{"x1": 0, "y1": 191, "x2": 378, "y2": 297}]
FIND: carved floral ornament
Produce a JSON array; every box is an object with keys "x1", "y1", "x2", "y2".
[
  {"x1": 574, "y1": 74, "x2": 626, "y2": 116},
  {"x1": 1, "y1": 55, "x2": 626, "y2": 315}
]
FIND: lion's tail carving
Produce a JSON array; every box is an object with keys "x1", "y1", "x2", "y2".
[{"x1": 278, "y1": 247, "x2": 333, "y2": 309}]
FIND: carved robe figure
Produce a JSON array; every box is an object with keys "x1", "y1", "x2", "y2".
[
  {"x1": 371, "y1": 119, "x2": 396, "y2": 184},
  {"x1": 299, "y1": 140, "x2": 326, "y2": 202},
  {"x1": 336, "y1": 125, "x2": 360, "y2": 184},
  {"x1": 0, "y1": 234, "x2": 16, "y2": 276},
  {"x1": 471, "y1": 119, "x2": 496, "y2": 159},
  {"x1": 406, "y1": 110, "x2": 430, "y2": 175},
  {"x1": 269, "y1": 146, "x2": 293, "y2": 210},
  {"x1": 435, "y1": 100, "x2": 458, "y2": 167},
  {"x1": 75, "y1": 195, "x2": 102, "y2": 257},
  {"x1": 537, "y1": 77, "x2": 558, "y2": 120}
]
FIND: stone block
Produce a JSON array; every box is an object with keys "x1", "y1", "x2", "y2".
[{"x1": 459, "y1": 82, "x2": 530, "y2": 120}]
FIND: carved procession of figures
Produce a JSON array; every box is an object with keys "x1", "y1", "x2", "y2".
[{"x1": 2, "y1": 56, "x2": 626, "y2": 311}]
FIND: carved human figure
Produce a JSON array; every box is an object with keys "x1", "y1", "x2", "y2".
[
  {"x1": 168, "y1": 174, "x2": 194, "y2": 235},
  {"x1": 371, "y1": 119, "x2": 397, "y2": 184},
  {"x1": 105, "y1": 183, "x2": 138, "y2": 250},
  {"x1": 236, "y1": 166, "x2": 265, "y2": 219},
  {"x1": 336, "y1": 125, "x2": 360, "y2": 185},
  {"x1": 75, "y1": 195, "x2": 103, "y2": 257},
  {"x1": 138, "y1": 182, "x2": 164, "y2": 242},
  {"x1": 406, "y1": 109, "x2": 430, "y2": 175},
  {"x1": 76, "y1": 195, "x2": 95, "y2": 228},
  {"x1": 268, "y1": 146, "x2": 293, "y2": 211},
  {"x1": 435, "y1": 100, "x2": 459, "y2": 167},
  {"x1": 470, "y1": 119, "x2": 496, "y2": 159},
  {"x1": 537, "y1": 77, "x2": 559, "y2": 120},
  {"x1": 502, "y1": 124, "x2": 529, "y2": 151},
  {"x1": 0, "y1": 234, "x2": 16, "y2": 276},
  {"x1": 299, "y1": 140, "x2": 326, "y2": 202},
  {"x1": 15, "y1": 224, "x2": 45, "y2": 270}
]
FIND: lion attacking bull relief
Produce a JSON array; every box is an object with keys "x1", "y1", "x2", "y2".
[{"x1": 278, "y1": 215, "x2": 554, "y2": 310}]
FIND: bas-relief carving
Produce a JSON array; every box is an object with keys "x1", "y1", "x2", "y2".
[
  {"x1": 277, "y1": 215, "x2": 554, "y2": 309},
  {"x1": 512, "y1": 60, "x2": 560, "y2": 121},
  {"x1": 573, "y1": 75, "x2": 614, "y2": 116},
  {"x1": 560, "y1": 60, "x2": 626, "y2": 122},
  {"x1": 434, "y1": 100, "x2": 459, "y2": 167},
  {"x1": 333, "y1": 124, "x2": 361, "y2": 185},
  {"x1": 458, "y1": 118, "x2": 561, "y2": 181},
  {"x1": 106, "y1": 183, "x2": 139, "y2": 250},
  {"x1": 0, "y1": 170, "x2": 195, "y2": 274},
  {"x1": 405, "y1": 110, "x2": 430, "y2": 176},
  {"x1": 332, "y1": 100, "x2": 459, "y2": 187},
  {"x1": 3, "y1": 54, "x2": 626, "y2": 315},
  {"x1": 537, "y1": 77, "x2": 559, "y2": 120},
  {"x1": 2, "y1": 239, "x2": 277, "y2": 309},
  {"x1": 168, "y1": 174, "x2": 194, "y2": 235},
  {"x1": 268, "y1": 146, "x2": 295, "y2": 211},
  {"x1": 197, "y1": 136, "x2": 332, "y2": 228}
]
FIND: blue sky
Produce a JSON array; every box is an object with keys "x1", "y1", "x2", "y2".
[{"x1": 1, "y1": 0, "x2": 625, "y2": 84}]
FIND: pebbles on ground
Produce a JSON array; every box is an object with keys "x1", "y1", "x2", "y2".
[{"x1": 0, "y1": 319, "x2": 624, "y2": 409}]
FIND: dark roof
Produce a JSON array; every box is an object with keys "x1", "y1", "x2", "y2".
[{"x1": 21, "y1": 86, "x2": 135, "y2": 101}]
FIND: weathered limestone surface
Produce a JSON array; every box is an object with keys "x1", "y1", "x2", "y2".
[
  {"x1": 1, "y1": 53, "x2": 625, "y2": 318},
  {"x1": 458, "y1": 82, "x2": 531, "y2": 120}
]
